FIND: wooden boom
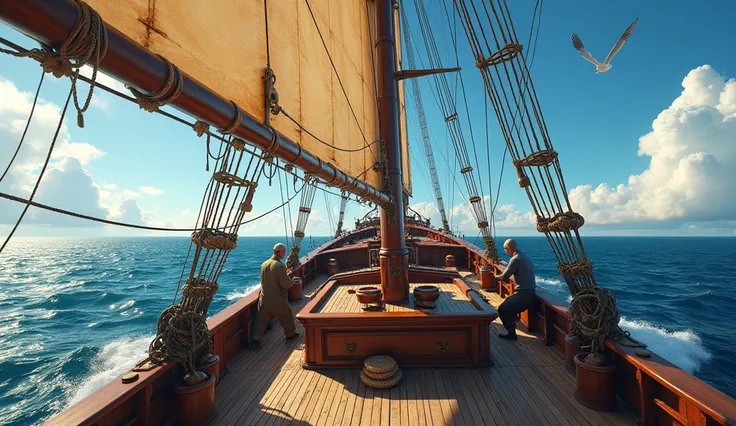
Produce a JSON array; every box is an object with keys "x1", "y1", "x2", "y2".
[{"x1": 0, "y1": 0, "x2": 390, "y2": 207}]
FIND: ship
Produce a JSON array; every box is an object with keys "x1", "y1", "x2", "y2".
[{"x1": 1, "y1": 0, "x2": 735, "y2": 425}]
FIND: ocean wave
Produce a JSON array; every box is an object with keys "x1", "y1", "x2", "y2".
[
  {"x1": 619, "y1": 317, "x2": 712, "y2": 373},
  {"x1": 63, "y1": 334, "x2": 154, "y2": 409},
  {"x1": 226, "y1": 284, "x2": 259, "y2": 301}
]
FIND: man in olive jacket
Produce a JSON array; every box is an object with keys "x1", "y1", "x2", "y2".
[{"x1": 251, "y1": 243, "x2": 299, "y2": 344}]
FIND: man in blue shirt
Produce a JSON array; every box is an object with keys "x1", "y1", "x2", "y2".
[{"x1": 494, "y1": 238, "x2": 537, "y2": 341}]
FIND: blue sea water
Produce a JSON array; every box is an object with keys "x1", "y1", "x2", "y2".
[{"x1": 1, "y1": 236, "x2": 735, "y2": 425}]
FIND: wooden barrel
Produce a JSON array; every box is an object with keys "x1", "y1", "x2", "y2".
[
  {"x1": 196, "y1": 355, "x2": 221, "y2": 384},
  {"x1": 327, "y1": 258, "x2": 339, "y2": 276},
  {"x1": 565, "y1": 335, "x2": 586, "y2": 375},
  {"x1": 174, "y1": 373, "x2": 216, "y2": 426},
  {"x1": 574, "y1": 352, "x2": 617, "y2": 411},
  {"x1": 445, "y1": 255, "x2": 456, "y2": 268},
  {"x1": 479, "y1": 266, "x2": 495, "y2": 290},
  {"x1": 289, "y1": 277, "x2": 303, "y2": 301}
]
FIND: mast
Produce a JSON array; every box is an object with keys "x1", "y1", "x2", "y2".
[{"x1": 375, "y1": 0, "x2": 409, "y2": 302}]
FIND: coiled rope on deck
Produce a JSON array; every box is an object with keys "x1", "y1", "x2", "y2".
[{"x1": 568, "y1": 287, "x2": 647, "y2": 355}]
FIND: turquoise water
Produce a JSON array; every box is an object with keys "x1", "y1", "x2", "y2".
[{"x1": 1, "y1": 236, "x2": 734, "y2": 425}]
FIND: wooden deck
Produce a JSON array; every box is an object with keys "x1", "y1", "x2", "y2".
[
  {"x1": 317, "y1": 283, "x2": 473, "y2": 314},
  {"x1": 210, "y1": 272, "x2": 639, "y2": 426}
]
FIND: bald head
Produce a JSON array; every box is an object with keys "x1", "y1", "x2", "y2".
[
  {"x1": 273, "y1": 243, "x2": 286, "y2": 259},
  {"x1": 503, "y1": 239, "x2": 517, "y2": 256}
]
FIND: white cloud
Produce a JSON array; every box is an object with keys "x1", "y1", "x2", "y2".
[
  {"x1": 108, "y1": 198, "x2": 145, "y2": 225},
  {"x1": 569, "y1": 65, "x2": 736, "y2": 226},
  {"x1": 0, "y1": 76, "x2": 153, "y2": 231},
  {"x1": 32, "y1": 157, "x2": 109, "y2": 227},
  {"x1": 138, "y1": 186, "x2": 164, "y2": 196}
]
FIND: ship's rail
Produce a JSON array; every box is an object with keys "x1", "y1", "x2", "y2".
[
  {"x1": 44, "y1": 226, "x2": 376, "y2": 426},
  {"x1": 413, "y1": 225, "x2": 736, "y2": 426},
  {"x1": 45, "y1": 225, "x2": 736, "y2": 426}
]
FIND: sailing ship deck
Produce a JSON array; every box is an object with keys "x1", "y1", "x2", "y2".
[{"x1": 210, "y1": 272, "x2": 639, "y2": 425}]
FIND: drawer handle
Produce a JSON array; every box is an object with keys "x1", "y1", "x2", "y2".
[
  {"x1": 344, "y1": 341, "x2": 357, "y2": 353},
  {"x1": 438, "y1": 341, "x2": 450, "y2": 352}
]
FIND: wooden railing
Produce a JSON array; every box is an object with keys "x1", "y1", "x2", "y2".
[
  {"x1": 44, "y1": 228, "x2": 374, "y2": 426},
  {"x1": 45, "y1": 225, "x2": 736, "y2": 426},
  {"x1": 417, "y1": 225, "x2": 736, "y2": 426}
]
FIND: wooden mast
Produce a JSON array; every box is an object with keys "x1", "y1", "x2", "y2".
[
  {"x1": 0, "y1": 0, "x2": 390, "y2": 207},
  {"x1": 375, "y1": 0, "x2": 409, "y2": 302}
]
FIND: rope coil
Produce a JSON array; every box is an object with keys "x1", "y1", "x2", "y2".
[
  {"x1": 126, "y1": 54, "x2": 183, "y2": 113},
  {"x1": 0, "y1": 1, "x2": 109, "y2": 127},
  {"x1": 536, "y1": 211, "x2": 585, "y2": 233},
  {"x1": 190, "y1": 229, "x2": 238, "y2": 251},
  {"x1": 568, "y1": 287, "x2": 647, "y2": 355}
]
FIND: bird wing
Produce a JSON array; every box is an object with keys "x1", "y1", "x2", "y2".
[
  {"x1": 602, "y1": 18, "x2": 639, "y2": 65},
  {"x1": 571, "y1": 33, "x2": 601, "y2": 66}
]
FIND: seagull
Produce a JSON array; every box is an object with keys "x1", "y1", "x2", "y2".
[{"x1": 571, "y1": 18, "x2": 639, "y2": 74}]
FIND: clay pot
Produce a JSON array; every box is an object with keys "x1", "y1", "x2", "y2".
[
  {"x1": 174, "y1": 372, "x2": 217, "y2": 426},
  {"x1": 574, "y1": 352, "x2": 617, "y2": 412},
  {"x1": 413, "y1": 285, "x2": 439, "y2": 302},
  {"x1": 356, "y1": 286, "x2": 382, "y2": 304}
]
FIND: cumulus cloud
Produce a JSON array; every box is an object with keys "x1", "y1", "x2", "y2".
[
  {"x1": 569, "y1": 65, "x2": 736, "y2": 226},
  {"x1": 31, "y1": 157, "x2": 109, "y2": 227},
  {"x1": 138, "y1": 186, "x2": 164, "y2": 196},
  {"x1": 107, "y1": 198, "x2": 146, "y2": 225},
  {"x1": 0, "y1": 76, "x2": 163, "y2": 231}
]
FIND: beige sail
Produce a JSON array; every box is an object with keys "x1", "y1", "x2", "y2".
[
  {"x1": 84, "y1": 0, "x2": 415, "y2": 192},
  {"x1": 395, "y1": 5, "x2": 413, "y2": 196}
]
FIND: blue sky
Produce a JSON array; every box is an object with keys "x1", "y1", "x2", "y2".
[{"x1": 1, "y1": 0, "x2": 735, "y2": 239}]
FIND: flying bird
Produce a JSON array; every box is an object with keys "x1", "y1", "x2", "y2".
[{"x1": 571, "y1": 18, "x2": 639, "y2": 74}]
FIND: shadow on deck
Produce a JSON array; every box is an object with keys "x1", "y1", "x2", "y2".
[{"x1": 208, "y1": 272, "x2": 639, "y2": 426}]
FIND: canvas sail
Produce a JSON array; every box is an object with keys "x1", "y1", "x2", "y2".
[
  {"x1": 82, "y1": 0, "x2": 416, "y2": 192},
  {"x1": 395, "y1": 4, "x2": 413, "y2": 196}
]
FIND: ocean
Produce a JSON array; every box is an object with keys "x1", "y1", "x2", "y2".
[{"x1": 0, "y1": 236, "x2": 734, "y2": 425}]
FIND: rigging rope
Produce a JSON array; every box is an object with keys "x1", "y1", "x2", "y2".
[
  {"x1": 410, "y1": 0, "x2": 499, "y2": 262},
  {"x1": 149, "y1": 134, "x2": 269, "y2": 382},
  {"x1": 453, "y1": 0, "x2": 594, "y2": 294},
  {"x1": 399, "y1": 3, "x2": 451, "y2": 233},
  {"x1": 490, "y1": 0, "x2": 542, "y2": 222},
  {"x1": 285, "y1": 176, "x2": 318, "y2": 270},
  {"x1": 451, "y1": 0, "x2": 637, "y2": 356},
  {"x1": 0, "y1": 183, "x2": 302, "y2": 233}
]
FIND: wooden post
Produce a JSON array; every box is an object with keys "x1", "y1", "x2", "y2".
[{"x1": 375, "y1": 0, "x2": 409, "y2": 302}]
